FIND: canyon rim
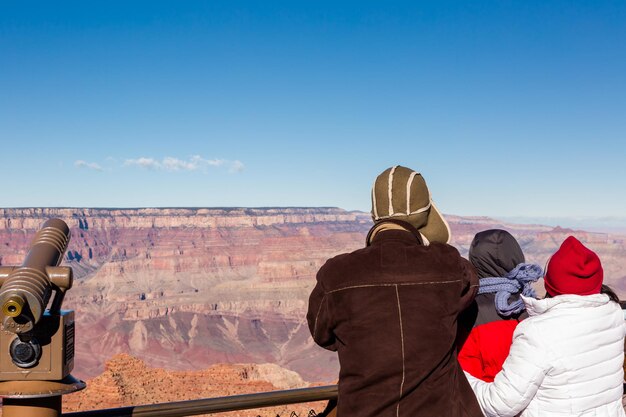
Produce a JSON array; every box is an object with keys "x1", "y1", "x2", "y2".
[{"x1": 0, "y1": 207, "x2": 625, "y2": 384}]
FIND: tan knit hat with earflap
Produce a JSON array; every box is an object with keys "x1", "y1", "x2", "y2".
[{"x1": 371, "y1": 165, "x2": 451, "y2": 244}]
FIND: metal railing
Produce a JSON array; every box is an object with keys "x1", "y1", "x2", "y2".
[{"x1": 63, "y1": 385, "x2": 338, "y2": 417}]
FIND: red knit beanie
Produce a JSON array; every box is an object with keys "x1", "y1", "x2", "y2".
[{"x1": 544, "y1": 236, "x2": 603, "y2": 296}]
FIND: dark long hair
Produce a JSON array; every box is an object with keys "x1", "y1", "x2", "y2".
[
  {"x1": 601, "y1": 284, "x2": 620, "y2": 303},
  {"x1": 545, "y1": 284, "x2": 620, "y2": 303}
]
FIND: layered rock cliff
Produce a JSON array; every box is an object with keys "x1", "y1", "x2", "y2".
[
  {"x1": 0, "y1": 208, "x2": 624, "y2": 384},
  {"x1": 0, "y1": 208, "x2": 370, "y2": 382}
]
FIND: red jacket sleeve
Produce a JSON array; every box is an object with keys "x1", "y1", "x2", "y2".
[
  {"x1": 458, "y1": 330, "x2": 486, "y2": 381},
  {"x1": 459, "y1": 320, "x2": 520, "y2": 382}
]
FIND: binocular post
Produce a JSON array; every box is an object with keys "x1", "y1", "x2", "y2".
[
  {"x1": 0, "y1": 219, "x2": 85, "y2": 416},
  {"x1": 3, "y1": 396, "x2": 62, "y2": 417}
]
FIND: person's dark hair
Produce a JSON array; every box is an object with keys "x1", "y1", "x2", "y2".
[
  {"x1": 601, "y1": 284, "x2": 620, "y2": 303},
  {"x1": 545, "y1": 285, "x2": 619, "y2": 302},
  {"x1": 544, "y1": 284, "x2": 621, "y2": 305}
]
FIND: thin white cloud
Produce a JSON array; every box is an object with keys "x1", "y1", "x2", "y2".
[
  {"x1": 230, "y1": 160, "x2": 245, "y2": 173},
  {"x1": 123, "y1": 157, "x2": 162, "y2": 170},
  {"x1": 190, "y1": 155, "x2": 225, "y2": 168},
  {"x1": 123, "y1": 156, "x2": 244, "y2": 174},
  {"x1": 162, "y1": 157, "x2": 197, "y2": 171},
  {"x1": 74, "y1": 160, "x2": 103, "y2": 171}
]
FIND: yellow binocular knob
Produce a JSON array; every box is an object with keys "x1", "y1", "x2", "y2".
[{"x1": 2, "y1": 296, "x2": 24, "y2": 318}]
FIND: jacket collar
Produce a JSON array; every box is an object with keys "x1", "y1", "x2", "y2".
[
  {"x1": 522, "y1": 293, "x2": 610, "y2": 317},
  {"x1": 366, "y1": 219, "x2": 423, "y2": 247}
]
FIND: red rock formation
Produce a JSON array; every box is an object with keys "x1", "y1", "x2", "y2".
[{"x1": 60, "y1": 354, "x2": 326, "y2": 417}]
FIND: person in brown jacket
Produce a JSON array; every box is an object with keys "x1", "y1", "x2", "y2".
[{"x1": 307, "y1": 165, "x2": 483, "y2": 417}]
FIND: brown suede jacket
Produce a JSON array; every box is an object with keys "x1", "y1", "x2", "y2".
[{"x1": 307, "y1": 223, "x2": 482, "y2": 417}]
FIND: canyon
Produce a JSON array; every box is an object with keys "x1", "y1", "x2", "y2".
[{"x1": 0, "y1": 207, "x2": 625, "y2": 387}]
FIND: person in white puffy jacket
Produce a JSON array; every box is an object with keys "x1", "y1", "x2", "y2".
[{"x1": 466, "y1": 235, "x2": 626, "y2": 417}]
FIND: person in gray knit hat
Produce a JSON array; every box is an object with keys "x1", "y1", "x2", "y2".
[{"x1": 308, "y1": 165, "x2": 481, "y2": 417}]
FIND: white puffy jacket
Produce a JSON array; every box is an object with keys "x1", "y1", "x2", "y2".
[{"x1": 467, "y1": 293, "x2": 626, "y2": 417}]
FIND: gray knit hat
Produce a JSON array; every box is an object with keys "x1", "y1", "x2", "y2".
[{"x1": 371, "y1": 165, "x2": 451, "y2": 244}]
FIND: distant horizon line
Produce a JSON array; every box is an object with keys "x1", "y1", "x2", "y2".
[
  {"x1": 1, "y1": 206, "x2": 625, "y2": 232},
  {"x1": 1, "y1": 206, "x2": 625, "y2": 220},
  {"x1": 0, "y1": 205, "x2": 346, "y2": 211}
]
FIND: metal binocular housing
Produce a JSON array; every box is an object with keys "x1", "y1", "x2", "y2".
[{"x1": 0, "y1": 218, "x2": 75, "y2": 381}]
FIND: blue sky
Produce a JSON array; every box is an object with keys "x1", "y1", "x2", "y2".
[{"x1": 1, "y1": 1, "x2": 625, "y2": 221}]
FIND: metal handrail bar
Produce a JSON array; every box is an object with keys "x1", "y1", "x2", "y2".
[{"x1": 63, "y1": 385, "x2": 338, "y2": 417}]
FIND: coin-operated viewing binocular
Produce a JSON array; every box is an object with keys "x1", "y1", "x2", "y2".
[{"x1": 0, "y1": 218, "x2": 75, "y2": 381}]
